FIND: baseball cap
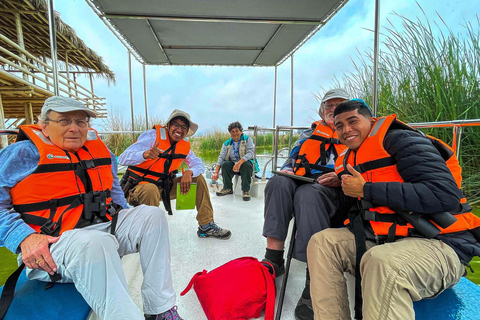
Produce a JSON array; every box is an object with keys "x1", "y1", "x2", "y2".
[
  {"x1": 41, "y1": 96, "x2": 97, "y2": 118},
  {"x1": 322, "y1": 88, "x2": 349, "y2": 103}
]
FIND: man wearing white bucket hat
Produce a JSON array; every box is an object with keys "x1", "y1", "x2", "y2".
[{"x1": 119, "y1": 109, "x2": 231, "y2": 240}]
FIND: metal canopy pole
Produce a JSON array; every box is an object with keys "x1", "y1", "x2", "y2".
[
  {"x1": 288, "y1": 55, "x2": 294, "y2": 153},
  {"x1": 143, "y1": 64, "x2": 149, "y2": 129},
  {"x1": 47, "y1": 0, "x2": 59, "y2": 95},
  {"x1": 273, "y1": 66, "x2": 277, "y2": 128},
  {"x1": 129, "y1": 52, "x2": 135, "y2": 142},
  {"x1": 372, "y1": 0, "x2": 381, "y2": 117}
]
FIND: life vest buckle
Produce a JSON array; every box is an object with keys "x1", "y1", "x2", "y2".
[
  {"x1": 83, "y1": 191, "x2": 107, "y2": 221},
  {"x1": 80, "y1": 159, "x2": 96, "y2": 169},
  {"x1": 40, "y1": 220, "x2": 57, "y2": 235}
]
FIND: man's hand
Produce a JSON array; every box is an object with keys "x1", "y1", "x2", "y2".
[
  {"x1": 143, "y1": 142, "x2": 161, "y2": 159},
  {"x1": 233, "y1": 159, "x2": 245, "y2": 172},
  {"x1": 20, "y1": 233, "x2": 59, "y2": 275},
  {"x1": 317, "y1": 172, "x2": 341, "y2": 187},
  {"x1": 341, "y1": 164, "x2": 366, "y2": 198},
  {"x1": 180, "y1": 170, "x2": 193, "y2": 194},
  {"x1": 280, "y1": 169, "x2": 294, "y2": 174},
  {"x1": 211, "y1": 172, "x2": 219, "y2": 181}
]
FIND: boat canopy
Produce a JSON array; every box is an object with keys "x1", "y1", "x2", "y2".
[{"x1": 86, "y1": 0, "x2": 349, "y2": 66}]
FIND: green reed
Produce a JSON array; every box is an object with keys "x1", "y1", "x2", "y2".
[
  {"x1": 192, "y1": 130, "x2": 299, "y2": 154},
  {"x1": 338, "y1": 11, "x2": 480, "y2": 202}
]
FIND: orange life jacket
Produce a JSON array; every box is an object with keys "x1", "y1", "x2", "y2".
[
  {"x1": 11, "y1": 125, "x2": 116, "y2": 236},
  {"x1": 125, "y1": 125, "x2": 191, "y2": 185},
  {"x1": 293, "y1": 120, "x2": 347, "y2": 176},
  {"x1": 335, "y1": 114, "x2": 480, "y2": 240}
]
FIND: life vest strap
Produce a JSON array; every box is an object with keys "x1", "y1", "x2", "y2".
[
  {"x1": 33, "y1": 157, "x2": 110, "y2": 174},
  {"x1": 14, "y1": 194, "x2": 81, "y2": 213},
  {"x1": 128, "y1": 166, "x2": 170, "y2": 179},
  {"x1": 353, "y1": 157, "x2": 396, "y2": 174},
  {"x1": 307, "y1": 135, "x2": 341, "y2": 145}
]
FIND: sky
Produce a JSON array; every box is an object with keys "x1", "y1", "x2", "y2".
[{"x1": 55, "y1": 0, "x2": 478, "y2": 135}]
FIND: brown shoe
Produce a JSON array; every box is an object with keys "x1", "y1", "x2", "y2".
[
  {"x1": 242, "y1": 191, "x2": 251, "y2": 201},
  {"x1": 216, "y1": 188, "x2": 233, "y2": 196}
]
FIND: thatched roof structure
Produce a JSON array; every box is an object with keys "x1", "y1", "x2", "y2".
[{"x1": 0, "y1": 0, "x2": 115, "y2": 81}]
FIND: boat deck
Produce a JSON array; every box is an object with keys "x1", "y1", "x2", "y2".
[{"x1": 92, "y1": 187, "x2": 316, "y2": 319}]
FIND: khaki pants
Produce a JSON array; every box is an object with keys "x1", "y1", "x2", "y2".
[
  {"x1": 127, "y1": 174, "x2": 214, "y2": 226},
  {"x1": 307, "y1": 228, "x2": 464, "y2": 320}
]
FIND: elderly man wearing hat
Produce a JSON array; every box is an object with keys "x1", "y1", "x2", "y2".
[
  {"x1": 0, "y1": 96, "x2": 183, "y2": 319},
  {"x1": 118, "y1": 109, "x2": 231, "y2": 240},
  {"x1": 261, "y1": 88, "x2": 353, "y2": 320}
]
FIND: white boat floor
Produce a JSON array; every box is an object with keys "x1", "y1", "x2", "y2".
[{"x1": 91, "y1": 190, "x2": 309, "y2": 319}]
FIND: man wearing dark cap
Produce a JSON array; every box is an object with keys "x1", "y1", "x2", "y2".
[
  {"x1": 119, "y1": 109, "x2": 231, "y2": 240},
  {"x1": 261, "y1": 88, "x2": 352, "y2": 320},
  {"x1": 0, "y1": 96, "x2": 183, "y2": 319}
]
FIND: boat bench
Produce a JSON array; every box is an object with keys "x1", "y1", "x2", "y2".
[
  {"x1": 1, "y1": 271, "x2": 478, "y2": 319},
  {"x1": 413, "y1": 277, "x2": 480, "y2": 319},
  {"x1": 0, "y1": 269, "x2": 91, "y2": 320}
]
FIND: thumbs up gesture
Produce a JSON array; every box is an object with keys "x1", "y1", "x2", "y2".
[{"x1": 341, "y1": 164, "x2": 366, "y2": 198}]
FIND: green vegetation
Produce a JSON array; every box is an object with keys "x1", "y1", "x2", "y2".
[
  {"x1": 0, "y1": 247, "x2": 17, "y2": 287},
  {"x1": 100, "y1": 112, "x2": 165, "y2": 156},
  {"x1": 338, "y1": 13, "x2": 480, "y2": 203},
  {"x1": 190, "y1": 129, "x2": 299, "y2": 154},
  {"x1": 100, "y1": 115, "x2": 299, "y2": 158}
]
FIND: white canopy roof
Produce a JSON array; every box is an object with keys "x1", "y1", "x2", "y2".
[{"x1": 86, "y1": 0, "x2": 349, "y2": 66}]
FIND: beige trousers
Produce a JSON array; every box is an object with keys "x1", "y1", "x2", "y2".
[
  {"x1": 127, "y1": 174, "x2": 214, "y2": 226},
  {"x1": 307, "y1": 228, "x2": 464, "y2": 320}
]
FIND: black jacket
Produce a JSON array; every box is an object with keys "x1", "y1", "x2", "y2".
[{"x1": 363, "y1": 129, "x2": 480, "y2": 264}]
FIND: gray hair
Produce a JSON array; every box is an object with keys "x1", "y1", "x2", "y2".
[{"x1": 37, "y1": 110, "x2": 51, "y2": 125}]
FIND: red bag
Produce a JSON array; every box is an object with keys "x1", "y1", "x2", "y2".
[{"x1": 180, "y1": 257, "x2": 276, "y2": 320}]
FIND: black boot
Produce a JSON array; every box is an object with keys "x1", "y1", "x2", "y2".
[{"x1": 294, "y1": 268, "x2": 313, "y2": 320}]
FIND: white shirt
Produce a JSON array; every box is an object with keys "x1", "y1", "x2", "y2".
[{"x1": 118, "y1": 129, "x2": 205, "y2": 177}]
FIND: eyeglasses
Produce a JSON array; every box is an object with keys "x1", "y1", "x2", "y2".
[
  {"x1": 170, "y1": 122, "x2": 188, "y2": 132},
  {"x1": 47, "y1": 118, "x2": 89, "y2": 128},
  {"x1": 324, "y1": 103, "x2": 340, "y2": 111}
]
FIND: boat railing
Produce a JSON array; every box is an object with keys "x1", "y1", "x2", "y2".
[{"x1": 248, "y1": 118, "x2": 480, "y2": 183}]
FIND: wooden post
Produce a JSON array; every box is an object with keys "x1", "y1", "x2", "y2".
[
  {"x1": 43, "y1": 51, "x2": 50, "y2": 91},
  {"x1": 0, "y1": 94, "x2": 7, "y2": 149},
  {"x1": 66, "y1": 50, "x2": 71, "y2": 96},
  {"x1": 25, "y1": 102, "x2": 34, "y2": 124},
  {"x1": 73, "y1": 73, "x2": 78, "y2": 97},
  {"x1": 15, "y1": 13, "x2": 28, "y2": 81},
  {"x1": 89, "y1": 73, "x2": 95, "y2": 109}
]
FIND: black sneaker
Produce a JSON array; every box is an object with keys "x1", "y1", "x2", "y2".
[
  {"x1": 294, "y1": 296, "x2": 313, "y2": 320},
  {"x1": 261, "y1": 258, "x2": 285, "y2": 277},
  {"x1": 294, "y1": 271, "x2": 313, "y2": 320}
]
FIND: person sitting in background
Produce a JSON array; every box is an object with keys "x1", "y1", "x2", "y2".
[
  {"x1": 307, "y1": 99, "x2": 480, "y2": 320},
  {"x1": 261, "y1": 88, "x2": 351, "y2": 320},
  {"x1": 0, "y1": 96, "x2": 182, "y2": 320},
  {"x1": 212, "y1": 121, "x2": 258, "y2": 201},
  {"x1": 118, "y1": 109, "x2": 231, "y2": 240}
]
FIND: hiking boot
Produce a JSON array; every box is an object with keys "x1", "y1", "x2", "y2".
[
  {"x1": 294, "y1": 270, "x2": 313, "y2": 320},
  {"x1": 242, "y1": 191, "x2": 251, "y2": 201},
  {"x1": 216, "y1": 188, "x2": 233, "y2": 196},
  {"x1": 145, "y1": 306, "x2": 183, "y2": 320},
  {"x1": 197, "y1": 222, "x2": 232, "y2": 239},
  {"x1": 261, "y1": 258, "x2": 285, "y2": 278}
]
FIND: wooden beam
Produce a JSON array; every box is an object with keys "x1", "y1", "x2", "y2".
[{"x1": 0, "y1": 94, "x2": 8, "y2": 148}]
